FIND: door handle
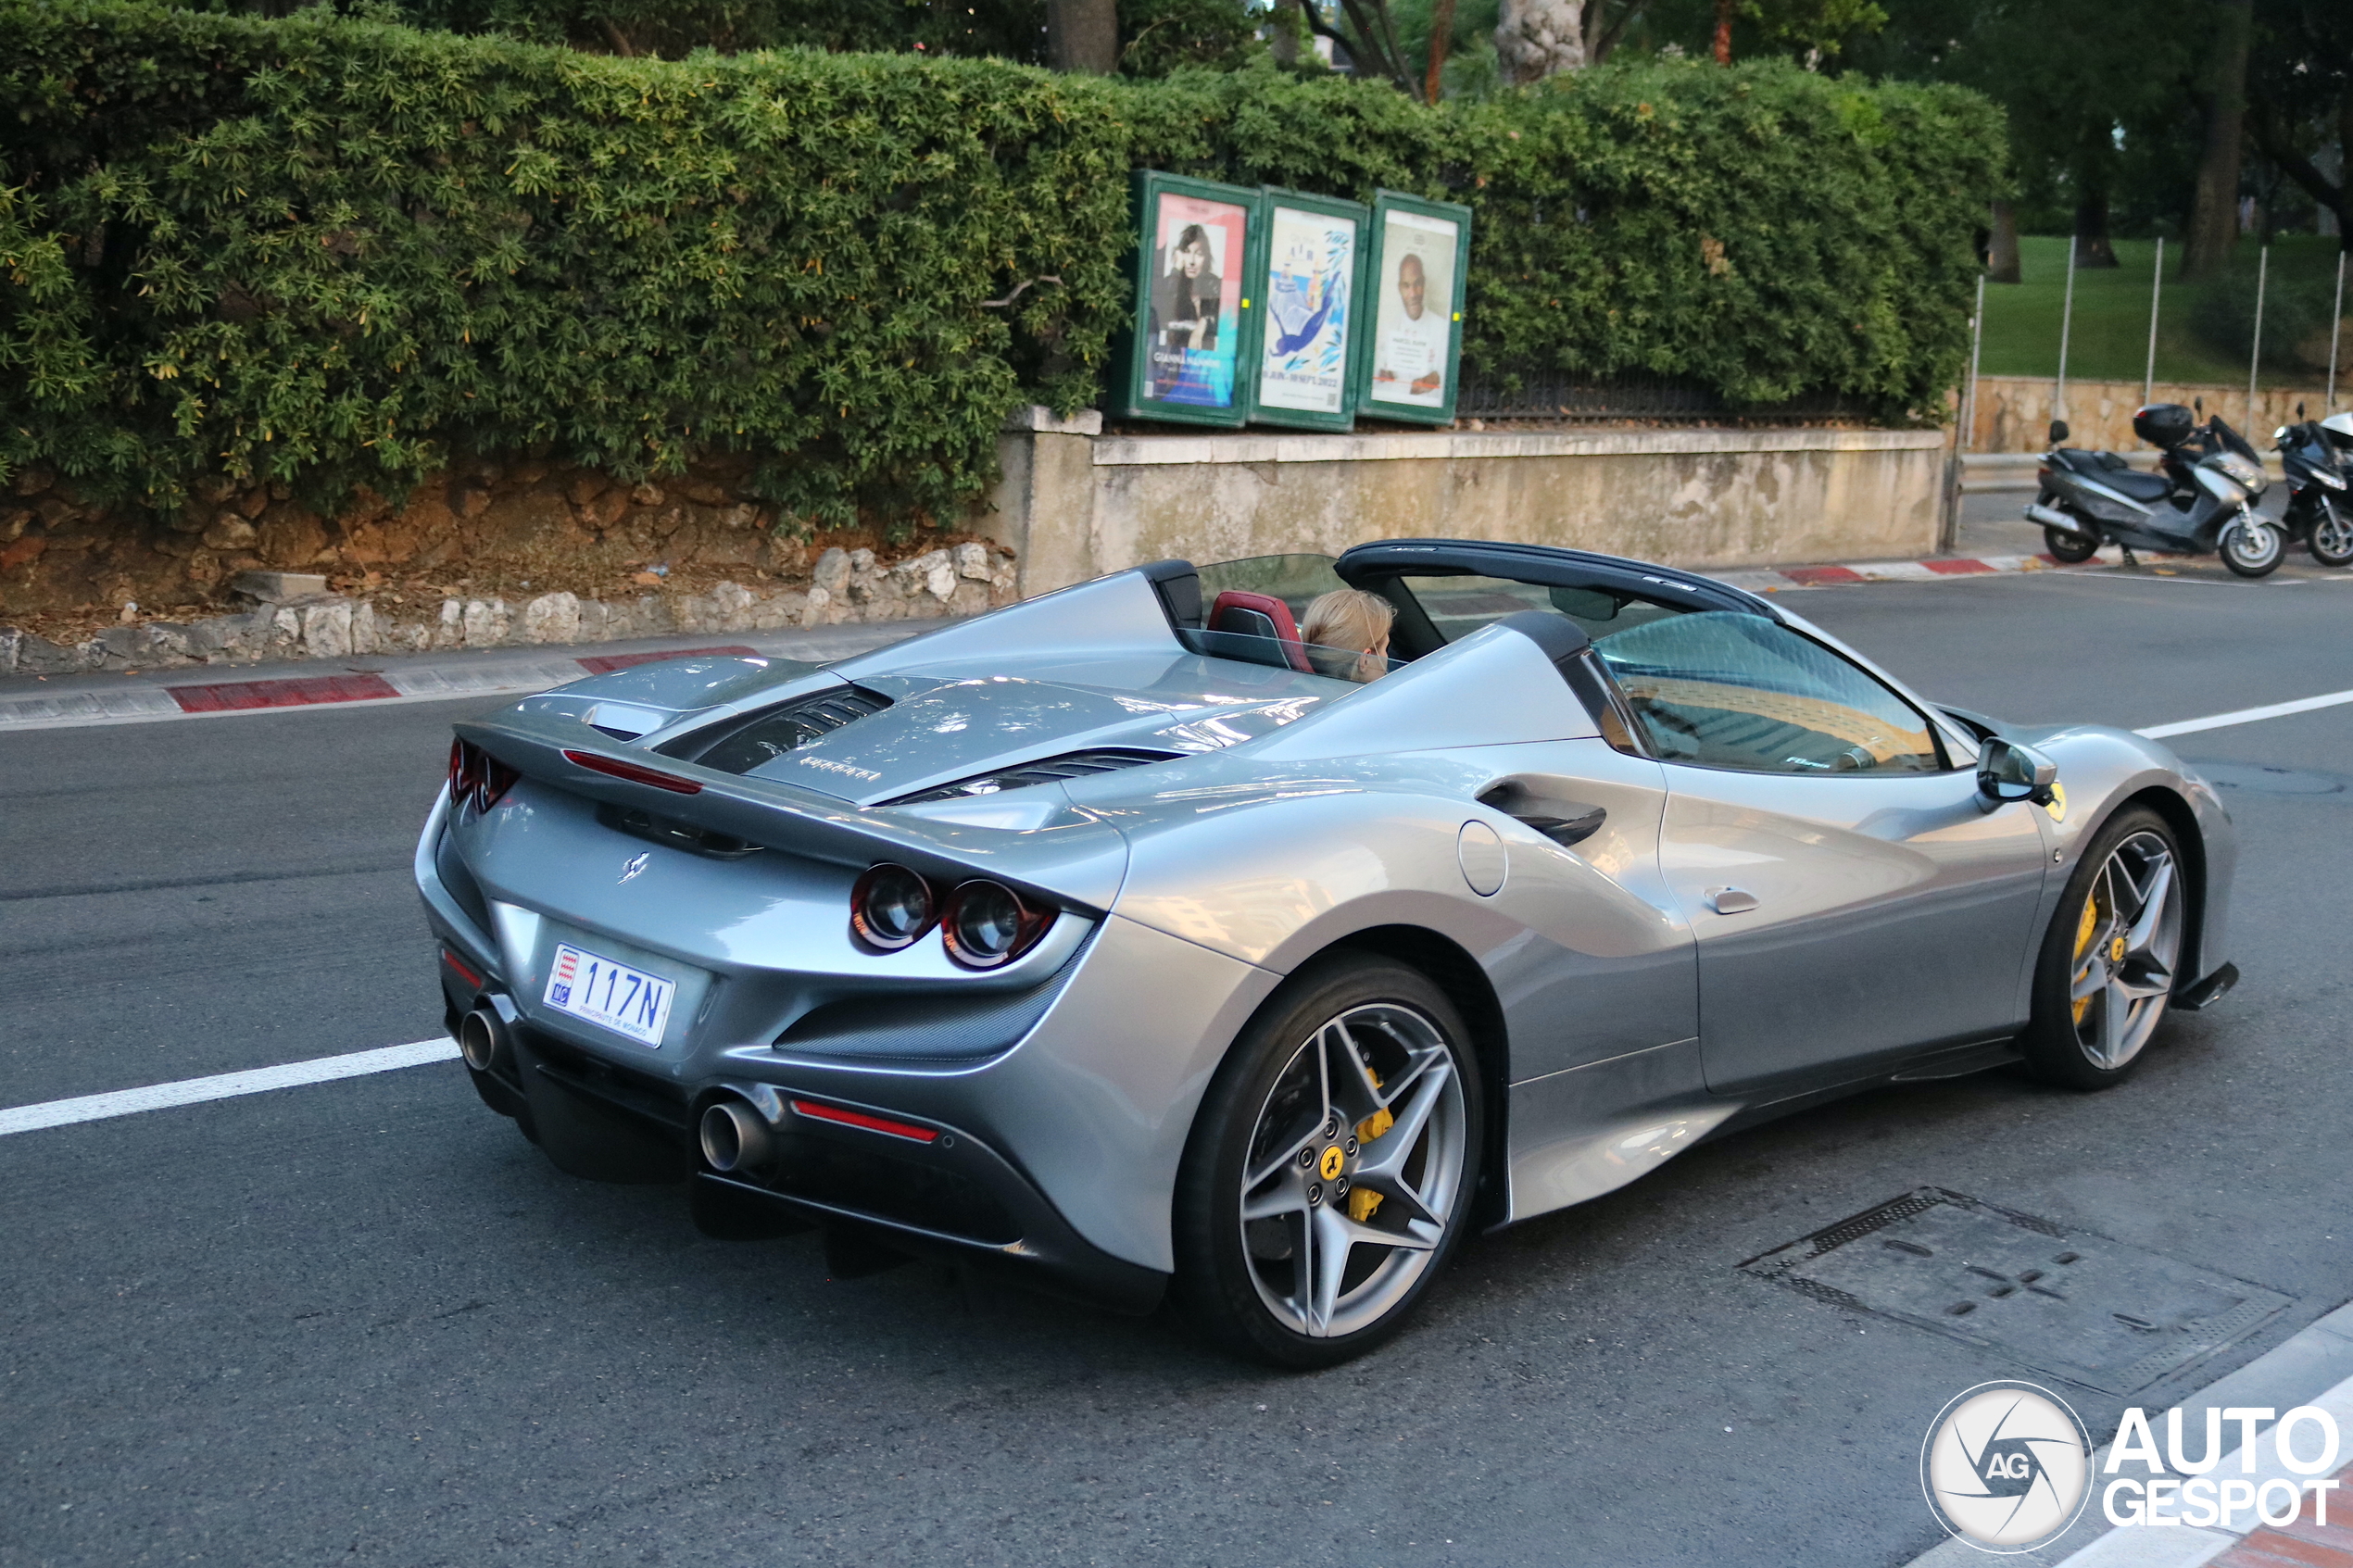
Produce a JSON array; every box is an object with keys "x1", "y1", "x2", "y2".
[{"x1": 1706, "y1": 886, "x2": 1758, "y2": 914}]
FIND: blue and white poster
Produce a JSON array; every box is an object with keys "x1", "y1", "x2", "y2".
[{"x1": 1255, "y1": 203, "x2": 1358, "y2": 415}]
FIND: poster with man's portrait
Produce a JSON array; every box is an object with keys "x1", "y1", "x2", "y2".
[
  {"x1": 1252, "y1": 196, "x2": 1365, "y2": 426},
  {"x1": 1143, "y1": 191, "x2": 1248, "y2": 410},
  {"x1": 1365, "y1": 207, "x2": 1461, "y2": 414}
]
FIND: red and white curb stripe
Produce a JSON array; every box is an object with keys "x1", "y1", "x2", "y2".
[
  {"x1": 1904, "y1": 1329, "x2": 2353, "y2": 1568},
  {"x1": 1715, "y1": 552, "x2": 2084, "y2": 592},
  {"x1": 0, "y1": 646, "x2": 758, "y2": 733}
]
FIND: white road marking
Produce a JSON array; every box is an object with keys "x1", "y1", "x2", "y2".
[
  {"x1": 2135, "y1": 686, "x2": 2353, "y2": 739},
  {"x1": 0, "y1": 1038, "x2": 459, "y2": 1136}
]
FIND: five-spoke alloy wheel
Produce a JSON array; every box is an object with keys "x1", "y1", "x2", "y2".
[
  {"x1": 1175, "y1": 956, "x2": 1482, "y2": 1367},
  {"x1": 2023, "y1": 807, "x2": 2186, "y2": 1087}
]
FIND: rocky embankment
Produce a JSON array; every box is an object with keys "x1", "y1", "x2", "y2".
[{"x1": 0, "y1": 542, "x2": 1012, "y2": 674}]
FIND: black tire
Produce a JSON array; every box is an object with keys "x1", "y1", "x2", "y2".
[
  {"x1": 2219, "y1": 518, "x2": 2284, "y2": 578},
  {"x1": 2020, "y1": 807, "x2": 2187, "y2": 1090},
  {"x1": 2043, "y1": 522, "x2": 2099, "y2": 564},
  {"x1": 1173, "y1": 953, "x2": 1483, "y2": 1368},
  {"x1": 2308, "y1": 498, "x2": 2353, "y2": 568}
]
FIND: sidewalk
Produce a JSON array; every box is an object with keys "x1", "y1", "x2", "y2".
[
  {"x1": 0, "y1": 621, "x2": 922, "y2": 732},
  {"x1": 1906, "y1": 1302, "x2": 2353, "y2": 1567}
]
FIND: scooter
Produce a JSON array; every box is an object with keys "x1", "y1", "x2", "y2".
[
  {"x1": 2274, "y1": 404, "x2": 2353, "y2": 567},
  {"x1": 2024, "y1": 405, "x2": 2285, "y2": 579}
]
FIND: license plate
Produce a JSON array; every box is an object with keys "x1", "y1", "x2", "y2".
[{"x1": 543, "y1": 942, "x2": 673, "y2": 1047}]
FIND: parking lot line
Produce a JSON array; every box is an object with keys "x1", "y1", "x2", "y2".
[
  {"x1": 0, "y1": 1038, "x2": 458, "y2": 1136},
  {"x1": 2137, "y1": 688, "x2": 2353, "y2": 740}
]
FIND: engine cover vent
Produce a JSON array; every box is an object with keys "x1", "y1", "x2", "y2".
[
  {"x1": 884, "y1": 748, "x2": 1181, "y2": 806},
  {"x1": 661, "y1": 686, "x2": 892, "y2": 774}
]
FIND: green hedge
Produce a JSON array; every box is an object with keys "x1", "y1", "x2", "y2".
[{"x1": 0, "y1": 1, "x2": 2002, "y2": 527}]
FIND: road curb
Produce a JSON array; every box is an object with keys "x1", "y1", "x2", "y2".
[
  {"x1": 1903, "y1": 1300, "x2": 2353, "y2": 1567},
  {"x1": 0, "y1": 627, "x2": 921, "y2": 733},
  {"x1": 1715, "y1": 551, "x2": 2091, "y2": 593}
]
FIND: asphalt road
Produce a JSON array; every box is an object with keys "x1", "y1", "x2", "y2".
[{"x1": 5, "y1": 566, "x2": 2351, "y2": 1567}]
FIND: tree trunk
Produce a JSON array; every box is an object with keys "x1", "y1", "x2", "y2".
[
  {"x1": 1987, "y1": 201, "x2": 2022, "y2": 284},
  {"x1": 1495, "y1": 0, "x2": 1585, "y2": 83},
  {"x1": 1048, "y1": 0, "x2": 1119, "y2": 73},
  {"x1": 1424, "y1": 0, "x2": 1458, "y2": 101},
  {"x1": 2183, "y1": 0, "x2": 2249, "y2": 281},
  {"x1": 1712, "y1": 0, "x2": 1733, "y2": 63},
  {"x1": 2073, "y1": 198, "x2": 2119, "y2": 269}
]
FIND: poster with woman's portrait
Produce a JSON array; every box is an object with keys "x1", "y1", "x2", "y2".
[
  {"x1": 1365, "y1": 207, "x2": 1461, "y2": 413},
  {"x1": 1144, "y1": 192, "x2": 1247, "y2": 409},
  {"x1": 1254, "y1": 199, "x2": 1362, "y2": 421}
]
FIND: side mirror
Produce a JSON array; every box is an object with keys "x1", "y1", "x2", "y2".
[
  {"x1": 1978, "y1": 737, "x2": 2057, "y2": 809},
  {"x1": 2047, "y1": 420, "x2": 2070, "y2": 444}
]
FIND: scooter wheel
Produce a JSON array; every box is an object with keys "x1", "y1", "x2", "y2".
[
  {"x1": 2043, "y1": 524, "x2": 2099, "y2": 564},
  {"x1": 2220, "y1": 520, "x2": 2284, "y2": 578},
  {"x1": 2309, "y1": 500, "x2": 2353, "y2": 568}
]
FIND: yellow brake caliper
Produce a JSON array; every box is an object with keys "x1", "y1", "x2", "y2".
[
  {"x1": 2071, "y1": 891, "x2": 2099, "y2": 1024},
  {"x1": 1350, "y1": 1069, "x2": 1393, "y2": 1223}
]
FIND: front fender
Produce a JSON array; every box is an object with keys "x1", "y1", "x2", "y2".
[{"x1": 2013, "y1": 723, "x2": 2236, "y2": 986}]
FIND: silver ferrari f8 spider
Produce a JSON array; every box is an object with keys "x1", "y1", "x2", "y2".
[{"x1": 418, "y1": 541, "x2": 2238, "y2": 1365}]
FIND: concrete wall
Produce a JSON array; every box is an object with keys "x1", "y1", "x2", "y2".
[
  {"x1": 986, "y1": 408, "x2": 1954, "y2": 595},
  {"x1": 1965, "y1": 374, "x2": 2335, "y2": 457}
]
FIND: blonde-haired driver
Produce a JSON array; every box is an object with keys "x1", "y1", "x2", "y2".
[{"x1": 1301, "y1": 588, "x2": 1396, "y2": 684}]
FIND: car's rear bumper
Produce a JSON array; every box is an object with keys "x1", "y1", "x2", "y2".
[
  {"x1": 442, "y1": 975, "x2": 1169, "y2": 1311},
  {"x1": 421, "y1": 788, "x2": 1285, "y2": 1289}
]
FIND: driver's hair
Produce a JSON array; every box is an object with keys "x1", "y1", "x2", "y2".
[{"x1": 1301, "y1": 588, "x2": 1395, "y2": 655}]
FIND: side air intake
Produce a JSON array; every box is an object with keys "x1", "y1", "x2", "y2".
[
  {"x1": 884, "y1": 748, "x2": 1181, "y2": 806},
  {"x1": 659, "y1": 686, "x2": 892, "y2": 774}
]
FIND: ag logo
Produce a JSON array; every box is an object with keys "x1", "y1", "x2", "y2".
[
  {"x1": 1921, "y1": 1381, "x2": 2093, "y2": 1553},
  {"x1": 619, "y1": 852, "x2": 650, "y2": 884}
]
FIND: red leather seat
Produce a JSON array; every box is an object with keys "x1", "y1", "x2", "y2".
[{"x1": 1207, "y1": 590, "x2": 1313, "y2": 673}]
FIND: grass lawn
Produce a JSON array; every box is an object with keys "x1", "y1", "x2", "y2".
[{"x1": 1974, "y1": 235, "x2": 2347, "y2": 387}]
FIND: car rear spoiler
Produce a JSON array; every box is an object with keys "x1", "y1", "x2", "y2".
[{"x1": 451, "y1": 707, "x2": 1129, "y2": 911}]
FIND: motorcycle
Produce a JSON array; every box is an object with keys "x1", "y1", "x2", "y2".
[
  {"x1": 2275, "y1": 405, "x2": 2353, "y2": 567},
  {"x1": 2025, "y1": 404, "x2": 2285, "y2": 579}
]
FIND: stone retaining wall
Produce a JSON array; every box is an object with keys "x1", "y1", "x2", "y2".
[
  {"x1": 1964, "y1": 375, "x2": 2335, "y2": 456},
  {"x1": 986, "y1": 410, "x2": 1957, "y2": 596},
  {"x1": 0, "y1": 542, "x2": 1013, "y2": 675}
]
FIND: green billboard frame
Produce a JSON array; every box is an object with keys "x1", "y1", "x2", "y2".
[
  {"x1": 1241, "y1": 187, "x2": 1371, "y2": 433},
  {"x1": 1351, "y1": 189, "x2": 1473, "y2": 428},
  {"x1": 1108, "y1": 170, "x2": 1263, "y2": 429}
]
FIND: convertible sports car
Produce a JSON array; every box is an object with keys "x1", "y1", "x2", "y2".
[{"x1": 418, "y1": 539, "x2": 2240, "y2": 1365}]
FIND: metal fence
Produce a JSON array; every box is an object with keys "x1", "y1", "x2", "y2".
[{"x1": 1453, "y1": 369, "x2": 1876, "y2": 425}]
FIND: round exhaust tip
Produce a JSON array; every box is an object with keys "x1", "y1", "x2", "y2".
[
  {"x1": 458, "y1": 1006, "x2": 509, "y2": 1073},
  {"x1": 700, "y1": 1099, "x2": 774, "y2": 1174}
]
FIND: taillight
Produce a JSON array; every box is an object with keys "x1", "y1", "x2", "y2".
[
  {"x1": 849, "y1": 863, "x2": 937, "y2": 951},
  {"x1": 447, "y1": 739, "x2": 520, "y2": 813},
  {"x1": 560, "y1": 748, "x2": 701, "y2": 794},
  {"x1": 941, "y1": 879, "x2": 1054, "y2": 969},
  {"x1": 789, "y1": 1098, "x2": 939, "y2": 1143},
  {"x1": 846, "y1": 867, "x2": 1054, "y2": 965}
]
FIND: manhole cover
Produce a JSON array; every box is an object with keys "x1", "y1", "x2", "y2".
[
  {"x1": 2190, "y1": 763, "x2": 2346, "y2": 797},
  {"x1": 1740, "y1": 1188, "x2": 2291, "y2": 1394}
]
